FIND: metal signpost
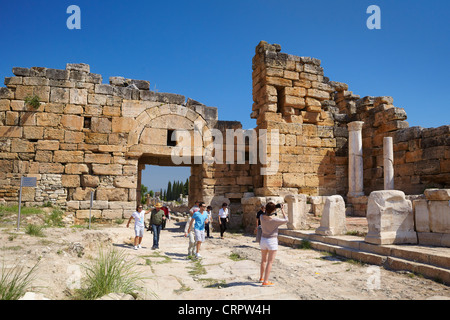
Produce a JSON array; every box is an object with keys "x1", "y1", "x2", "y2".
[
  {"x1": 89, "y1": 191, "x2": 94, "y2": 230},
  {"x1": 17, "y1": 176, "x2": 37, "y2": 231}
]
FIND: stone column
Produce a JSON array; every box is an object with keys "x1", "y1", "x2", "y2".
[
  {"x1": 383, "y1": 137, "x2": 394, "y2": 190},
  {"x1": 347, "y1": 121, "x2": 364, "y2": 197}
]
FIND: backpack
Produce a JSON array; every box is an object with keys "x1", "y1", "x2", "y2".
[{"x1": 151, "y1": 209, "x2": 164, "y2": 225}]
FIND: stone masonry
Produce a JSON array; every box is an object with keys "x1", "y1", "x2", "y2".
[{"x1": 0, "y1": 41, "x2": 449, "y2": 225}]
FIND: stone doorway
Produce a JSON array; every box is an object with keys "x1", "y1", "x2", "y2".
[{"x1": 136, "y1": 155, "x2": 201, "y2": 208}]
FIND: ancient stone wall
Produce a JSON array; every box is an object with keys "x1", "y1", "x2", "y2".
[
  {"x1": 251, "y1": 41, "x2": 349, "y2": 198},
  {"x1": 0, "y1": 63, "x2": 248, "y2": 220},
  {"x1": 248, "y1": 41, "x2": 449, "y2": 217},
  {"x1": 336, "y1": 91, "x2": 450, "y2": 196},
  {"x1": 1, "y1": 41, "x2": 448, "y2": 223}
]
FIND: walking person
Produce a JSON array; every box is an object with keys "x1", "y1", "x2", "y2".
[
  {"x1": 218, "y1": 203, "x2": 229, "y2": 239},
  {"x1": 184, "y1": 207, "x2": 198, "y2": 258},
  {"x1": 161, "y1": 205, "x2": 170, "y2": 230},
  {"x1": 259, "y1": 202, "x2": 288, "y2": 286},
  {"x1": 187, "y1": 202, "x2": 209, "y2": 258},
  {"x1": 126, "y1": 205, "x2": 150, "y2": 250},
  {"x1": 150, "y1": 203, "x2": 166, "y2": 250},
  {"x1": 205, "y1": 206, "x2": 213, "y2": 238}
]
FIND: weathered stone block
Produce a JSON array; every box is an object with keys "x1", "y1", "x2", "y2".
[
  {"x1": 424, "y1": 189, "x2": 450, "y2": 201},
  {"x1": 92, "y1": 164, "x2": 122, "y2": 175},
  {"x1": 429, "y1": 201, "x2": 450, "y2": 233},
  {"x1": 77, "y1": 176, "x2": 98, "y2": 190},
  {"x1": 365, "y1": 190, "x2": 417, "y2": 245},
  {"x1": 316, "y1": 195, "x2": 347, "y2": 236},
  {"x1": 53, "y1": 150, "x2": 84, "y2": 163},
  {"x1": 69, "y1": 88, "x2": 88, "y2": 105},
  {"x1": 49, "y1": 87, "x2": 69, "y2": 103},
  {"x1": 60, "y1": 115, "x2": 83, "y2": 131},
  {"x1": 65, "y1": 164, "x2": 89, "y2": 175},
  {"x1": 284, "y1": 194, "x2": 307, "y2": 230},
  {"x1": 61, "y1": 175, "x2": 80, "y2": 187}
]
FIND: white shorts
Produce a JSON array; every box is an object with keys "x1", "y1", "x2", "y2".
[
  {"x1": 194, "y1": 229, "x2": 205, "y2": 242},
  {"x1": 134, "y1": 226, "x2": 144, "y2": 237},
  {"x1": 260, "y1": 236, "x2": 278, "y2": 251}
]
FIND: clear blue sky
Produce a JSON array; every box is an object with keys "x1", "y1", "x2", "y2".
[{"x1": 1, "y1": 0, "x2": 449, "y2": 192}]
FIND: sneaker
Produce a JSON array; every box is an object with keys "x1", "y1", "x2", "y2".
[
  {"x1": 195, "y1": 253, "x2": 202, "y2": 259},
  {"x1": 262, "y1": 281, "x2": 274, "y2": 286},
  {"x1": 134, "y1": 246, "x2": 138, "y2": 250},
  {"x1": 138, "y1": 244, "x2": 142, "y2": 249}
]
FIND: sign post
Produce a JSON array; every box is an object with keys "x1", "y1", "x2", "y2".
[
  {"x1": 88, "y1": 191, "x2": 94, "y2": 230},
  {"x1": 17, "y1": 177, "x2": 37, "y2": 231}
]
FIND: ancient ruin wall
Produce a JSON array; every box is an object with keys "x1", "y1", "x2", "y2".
[
  {"x1": 251, "y1": 41, "x2": 350, "y2": 198},
  {"x1": 336, "y1": 87, "x2": 450, "y2": 196},
  {"x1": 0, "y1": 63, "x2": 252, "y2": 221},
  {"x1": 250, "y1": 41, "x2": 449, "y2": 207}
]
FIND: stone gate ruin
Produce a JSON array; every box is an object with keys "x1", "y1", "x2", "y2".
[{"x1": 0, "y1": 41, "x2": 449, "y2": 235}]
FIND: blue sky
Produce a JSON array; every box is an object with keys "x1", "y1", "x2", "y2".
[{"x1": 1, "y1": 0, "x2": 449, "y2": 192}]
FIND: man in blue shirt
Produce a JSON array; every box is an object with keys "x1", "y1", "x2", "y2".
[{"x1": 187, "y1": 202, "x2": 209, "y2": 258}]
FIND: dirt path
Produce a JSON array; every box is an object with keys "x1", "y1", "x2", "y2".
[{"x1": 1, "y1": 219, "x2": 449, "y2": 300}]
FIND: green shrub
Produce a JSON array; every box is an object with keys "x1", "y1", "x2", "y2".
[
  {"x1": 25, "y1": 224, "x2": 45, "y2": 237},
  {"x1": 0, "y1": 262, "x2": 38, "y2": 300},
  {"x1": 76, "y1": 247, "x2": 144, "y2": 300}
]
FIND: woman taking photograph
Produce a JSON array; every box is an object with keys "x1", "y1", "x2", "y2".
[{"x1": 259, "y1": 202, "x2": 288, "y2": 286}]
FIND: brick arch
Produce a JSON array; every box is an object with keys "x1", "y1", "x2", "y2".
[{"x1": 126, "y1": 103, "x2": 210, "y2": 158}]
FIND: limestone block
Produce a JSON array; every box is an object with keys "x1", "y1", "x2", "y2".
[
  {"x1": 413, "y1": 199, "x2": 430, "y2": 233},
  {"x1": 60, "y1": 115, "x2": 83, "y2": 131},
  {"x1": 0, "y1": 126, "x2": 22, "y2": 138},
  {"x1": 315, "y1": 195, "x2": 347, "y2": 236},
  {"x1": 92, "y1": 164, "x2": 123, "y2": 175},
  {"x1": 50, "y1": 87, "x2": 70, "y2": 103},
  {"x1": 53, "y1": 151, "x2": 84, "y2": 163},
  {"x1": 429, "y1": 201, "x2": 450, "y2": 233},
  {"x1": 283, "y1": 173, "x2": 304, "y2": 188},
  {"x1": 97, "y1": 188, "x2": 128, "y2": 201},
  {"x1": 284, "y1": 194, "x2": 307, "y2": 230},
  {"x1": 80, "y1": 175, "x2": 100, "y2": 188},
  {"x1": 76, "y1": 210, "x2": 102, "y2": 220},
  {"x1": 424, "y1": 189, "x2": 450, "y2": 201},
  {"x1": 66, "y1": 63, "x2": 90, "y2": 73},
  {"x1": 11, "y1": 140, "x2": 34, "y2": 153},
  {"x1": 111, "y1": 117, "x2": 136, "y2": 133},
  {"x1": 36, "y1": 113, "x2": 61, "y2": 127},
  {"x1": 102, "y1": 209, "x2": 123, "y2": 220},
  {"x1": 61, "y1": 175, "x2": 80, "y2": 187},
  {"x1": 72, "y1": 187, "x2": 95, "y2": 201},
  {"x1": 113, "y1": 176, "x2": 137, "y2": 189},
  {"x1": 69, "y1": 88, "x2": 88, "y2": 105},
  {"x1": 365, "y1": 190, "x2": 417, "y2": 245},
  {"x1": 140, "y1": 127, "x2": 167, "y2": 145}
]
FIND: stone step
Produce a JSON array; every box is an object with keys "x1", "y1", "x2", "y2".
[{"x1": 278, "y1": 230, "x2": 450, "y2": 285}]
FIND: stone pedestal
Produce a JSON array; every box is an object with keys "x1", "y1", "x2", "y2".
[
  {"x1": 383, "y1": 137, "x2": 394, "y2": 190},
  {"x1": 284, "y1": 194, "x2": 307, "y2": 230},
  {"x1": 365, "y1": 190, "x2": 417, "y2": 245},
  {"x1": 347, "y1": 121, "x2": 364, "y2": 198},
  {"x1": 315, "y1": 195, "x2": 347, "y2": 236}
]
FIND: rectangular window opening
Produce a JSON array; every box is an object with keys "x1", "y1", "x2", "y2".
[{"x1": 167, "y1": 129, "x2": 177, "y2": 147}]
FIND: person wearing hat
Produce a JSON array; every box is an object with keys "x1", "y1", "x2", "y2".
[{"x1": 150, "y1": 203, "x2": 166, "y2": 250}]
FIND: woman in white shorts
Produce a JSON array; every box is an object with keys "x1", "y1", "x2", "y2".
[{"x1": 259, "y1": 202, "x2": 288, "y2": 286}]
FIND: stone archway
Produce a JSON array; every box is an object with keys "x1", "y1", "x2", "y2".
[{"x1": 124, "y1": 104, "x2": 212, "y2": 208}]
